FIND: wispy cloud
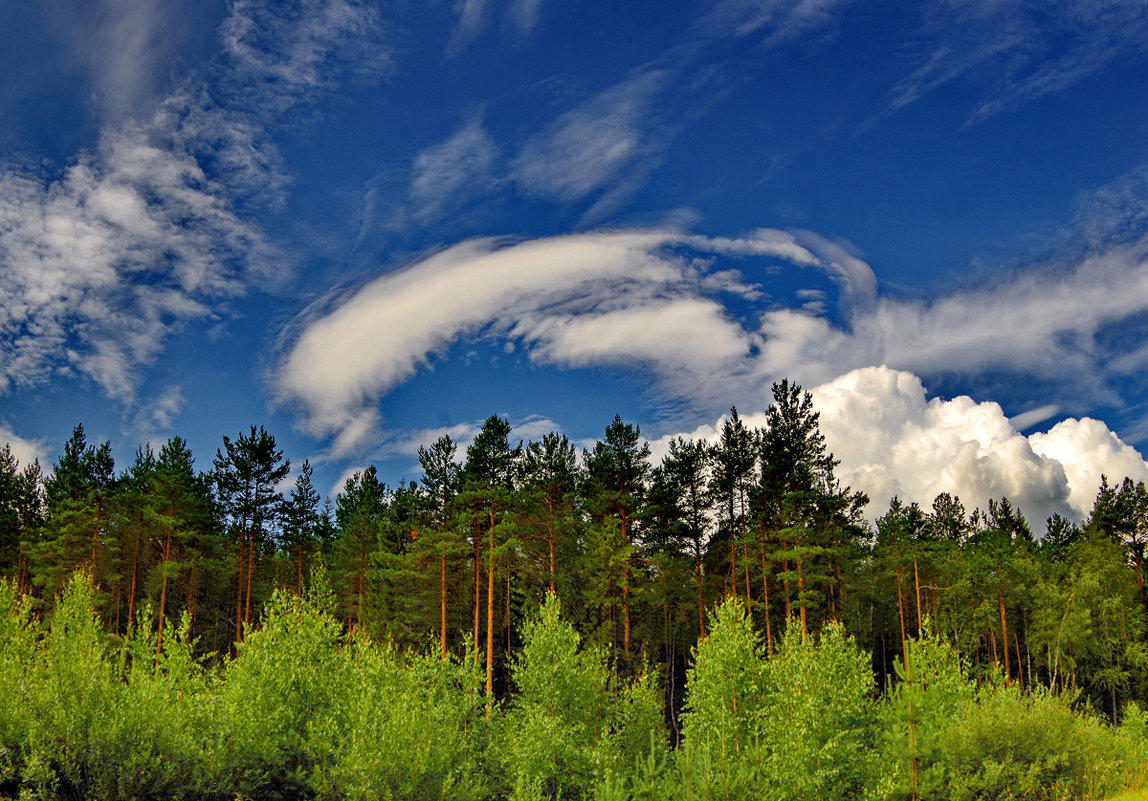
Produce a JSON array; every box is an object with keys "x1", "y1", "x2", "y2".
[
  {"x1": 271, "y1": 227, "x2": 878, "y2": 455},
  {"x1": 867, "y1": 0, "x2": 1148, "y2": 128},
  {"x1": 219, "y1": 0, "x2": 386, "y2": 110},
  {"x1": 130, "y1": 384, "x2": 186, "y2": 443},
  {"x1": 512, "y1": 67, "x2": 672, "y2": 206},
  {"x1": 698, "y1": 0, "x2": 848, "y2": 46},
  {"x1": 0, "y1": 128, "x2": 272, "y2": 402},
  {"x1": 274, "y1": 230, "x2": 774, "y2": 455},
  {"x1": 446, "y1": 0, "x2": 491, "y2": 56},
  {"x1": 505, "y1": 0, "x2": 545, "y2": 40},
  {"x1": 445, "y1": 0, "x2": 548, "y2": 55},
  {"x1": 0, "y1": 0, "x2": 385, "y2": 413},
  {"x1": 411, "y1": 115, "x2": 500, "y2": 222}
]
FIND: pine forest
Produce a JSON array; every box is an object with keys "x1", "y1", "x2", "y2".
[{"x1": 4, "y1": 380, "x2": 1148, "y2": 800}]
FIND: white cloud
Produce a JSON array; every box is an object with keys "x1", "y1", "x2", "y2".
[
  {"x1": 219, "y1": 0, "x2": 386, "y2": 110},
  {"x1": 1008, "y1": 404, "x2": 1060, "y2": 432},
  {"x1": 0, "y1": 0, "x2": 383, "y2": 411},
  {"x1": 275, "y1": 230, "x2": 703, "y2": 454},
  {"x1": 131, "y1": 385, "x2": 186, "y2": 442},
  {"x1": 699, "y1": 0, "x2": 847, "y2": 45},
  {"x1": 512, "y1": 67, "x2": 671, "y2": 205},
  {"x1": 411, "y1": 116, "x2": 500, "y2": 222},
  {"x1": 0, "y1": 128, "x2": 271, "y2": 402},
  {"x1": 276, "y1": 223, "x2": 1148, "y2": 460},
  {"x1": 1029, "y1": 418, "x2": 1148, "y2": 520},
  {"x1": 750, "y1": 233, "x2": 1148, "y2": 399},
  {"x1": 808, "y1": 366, "x2": 1148, "y2": 525},
  {"x1": 505, "y1": 0, "x2": 545, "y2": 40},
  {"x1": 648, "y1": 366, "x2": 1148, "y2": 527},
  {"x1": 512, "y1": 298, "x2": 752, "y2": 403},
  {"x1": 0, "y1": 424, "x2": 48, "y2": 470}
]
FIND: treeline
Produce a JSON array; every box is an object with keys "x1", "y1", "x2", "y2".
[{"x1": 2, "y1": 381, "x2": 1148, "y2": 731}]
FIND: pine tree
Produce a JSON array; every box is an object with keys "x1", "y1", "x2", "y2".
[
  {"x1": 757, "y1": 381, "x2": 867, "y2": 641},
  {"x1": 584, "y1": 415, "x2": 650, "y2": 661},
  {"x1": 213, "y1": 426, "x2": 289, "y2": 642},
  {"x1": 34, "y1": 424, "x2": 117, "y2": 600},
  {"x1": 333, "y1": 466, "x2": 388, "y2": 630},
  {"x1": 458, "y1": 415, "x2": 521, "y2": 711},
  {"x1": 281, "y1": 460, "x2": 322, "y2": 597}
]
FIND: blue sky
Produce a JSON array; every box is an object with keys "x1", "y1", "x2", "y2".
[{"x1": 3, "y1": 0, "x2": 1148, "y2": 525}]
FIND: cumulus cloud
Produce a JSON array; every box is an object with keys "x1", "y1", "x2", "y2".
[
  {"x1": 1029, "y1": 419, "x2": 1148, "y2": 520},
  {"x1": 810, "y1": 366, "x2": 1148, "y2": 525},
  {"x1": 646, "y1": 366, "x2": 1148, "y2": 527}
]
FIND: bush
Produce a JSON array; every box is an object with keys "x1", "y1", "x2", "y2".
[
  {"x1": 502, "y1": 593, "x2": 665, "y2": 801},
  {"x1": 311, "y1": 640, "x2": 491, "y2": 801},
  {"x1": 940, "y1": 685, "x2": 1128, "y2": 801}
]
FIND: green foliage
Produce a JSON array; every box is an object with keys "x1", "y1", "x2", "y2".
[
  {"x1": 754, "y1": 620, "x2": 878, "y2": 801},
  {"x1": 0, "y1": 579, "x2": 37, "y2": 792},
  {"x1": 680, "y1": 597, "x2": 765, "y2": 760},
  {"x1": 880, "y1": 631, "x2": 976, "y2": 800},
  {"x1": 502, "y1": 593, "x2": 664, "y2": 800},
  {"x1": 939, "y1": 684, "x2": 1130, "y2": 801},
  {"x1": 312, "y1": 640, "x2": 491, "y2": 801},
  {"x1": 202, "y1": 585, "x2": 345, "y2": 798}
]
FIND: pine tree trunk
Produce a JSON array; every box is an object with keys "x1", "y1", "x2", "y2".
[
  {"x1": 999, "y1": 592, "x2": 1010, "y2": 682},
  {"x1": 473, "y1": 534, "x2": 481, "y2": 656},
  {"x1": 441, "y1": 552, "x2": 448, "y2": 659},
  {"x1": 486, "y1": 517, "x2": 496, "y2": 717},
  {"x1": 743, "y1": 542, "x2": 752, "y2": 606},
  {"x1": 913, "y1": 554, "x2": 923, "y2": 638},
  {"x1": 244, "y1": 534, "x2": 257, "y2": 629},
  {"x1": 896, "y1": 568, "x2": 908, "y2": 672},
  {"x1": 798, "y1": 557, "x2": 808, "y2": 642},
  {"x1": 156, "y1": 530, "x2": 172, "y2": 654},
  {"x1": 695, "y1": 547, "x2": 706, "y2": 638},
  {"x1": 235, "y1": 529, "x2": 246, "y2": 643},
  {"x1": 127, "y1": 524, "x2": 141, "y2": 629},
  {"x1": 622, "y1": 512, "x2": 631, "y2": 661}
]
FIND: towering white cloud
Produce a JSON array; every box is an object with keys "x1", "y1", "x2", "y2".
[{"x1": 811, "y1": 366, "x2": 1148, "y2": 526}]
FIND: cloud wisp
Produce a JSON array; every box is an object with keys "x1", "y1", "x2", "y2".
[{"x1": 869, "y1": 0, "x2": 1148, "y2": 128}]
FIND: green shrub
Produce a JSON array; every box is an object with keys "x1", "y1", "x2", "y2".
[
  {"x1": 201, "y1": 587, "x2": 348, "y2": 799},
  {"x1": 310, "y1": 639, "x2": 491, "y2": 801},
  {"x1": 503, "y1": 593, "x2": 665, "y2": 801},
  {"x1": 0, "y1": 579, "x2": 38, "y2": 794},
  {"x1": 940, "y1": 685, "x2": 1127, "y2": 801}
]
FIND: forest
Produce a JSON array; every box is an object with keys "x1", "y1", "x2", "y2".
[{"x1": 3, "y1": 379, "x2": 1148, "y2": 800}]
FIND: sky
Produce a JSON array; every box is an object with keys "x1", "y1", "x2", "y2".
[{"x1": 3, "y1": 0, "x2": 1148, "y2": 528}]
